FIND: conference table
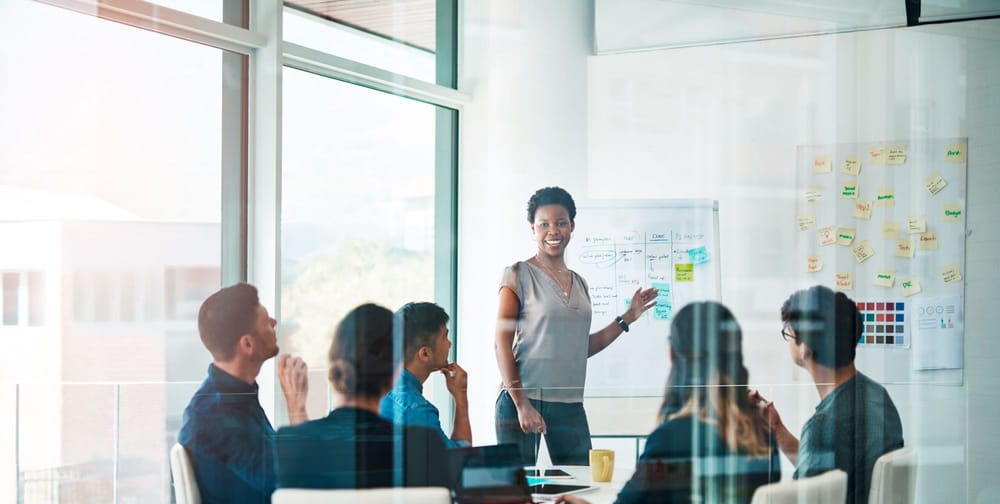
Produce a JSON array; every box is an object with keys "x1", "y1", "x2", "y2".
[{"x1": 533, "y1": 465, "x2": 631, "y2": 504}]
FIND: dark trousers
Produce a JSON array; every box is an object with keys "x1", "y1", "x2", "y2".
[{"x1": 494, "y1": 390, "x2": 592, "y2": 466}]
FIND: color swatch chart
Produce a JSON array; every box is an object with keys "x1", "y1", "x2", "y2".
[{"x1": 857, "y1": 300, "x2": 908, "y2": 346}]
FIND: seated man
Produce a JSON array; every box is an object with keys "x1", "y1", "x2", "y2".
[
  {"x1": 380, "y1": 301, "x2": 472, "y2": 448},
  {"x1": 274, "y1": 303, "x2": 451, "y2": 489},
  {"x1": 752, "y1": 285, "x2": 904, "y2": 504},
  {"x1": 178, "y1": 283, "x2": 309, "y2": 504}
]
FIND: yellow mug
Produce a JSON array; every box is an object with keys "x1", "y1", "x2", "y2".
[{"x1": 589, "y1": 449, "x2": 615, "y2": 482}]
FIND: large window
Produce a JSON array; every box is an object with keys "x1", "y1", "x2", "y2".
[
  {"x1": 0, "y1": 1, "x2": 229, "y2": 501},
  {"x1": 281, "y1": 68, "x2": 442, "y2": 377}
]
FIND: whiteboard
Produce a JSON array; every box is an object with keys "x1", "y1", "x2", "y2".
[{"x1": 569, "y1": 199, "x2": 721, "y2": 397}]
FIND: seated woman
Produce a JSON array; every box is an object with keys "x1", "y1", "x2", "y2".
[
  {"x1": 561, "y1": 302, "x2": 781, "y2": 504},
  {"x1": 274, "y1": 303, "x2": 451, "y2": 490}
]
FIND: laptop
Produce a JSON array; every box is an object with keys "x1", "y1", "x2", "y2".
[{"x1": 449, "y1": 444, "x2": 596, "y2": 504}]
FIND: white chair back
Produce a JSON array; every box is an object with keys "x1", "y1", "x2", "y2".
[
  {"x1": 750, "y1": 469, "x2": 847, "y2": 504},
  {"x1": 273, "y1": 487, "x2": 452, "y2": 504},
  {"x1": 170, "y1": 443, "x2": 201, "y2": 504},
  {"x1": 869, "y1": 447, "x2": 917, "y2": 504}
]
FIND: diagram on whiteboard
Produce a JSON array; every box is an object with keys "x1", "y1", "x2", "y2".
[{"x1": 570, "y1": 200, "x2": 720, "y2": 397}]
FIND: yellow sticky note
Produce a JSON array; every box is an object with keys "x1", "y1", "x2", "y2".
[
  {"x1": 840, "y1": 180, "x2": 859, "y2": 199},
  {"x1": 939, "y1": 264, "x2": 962, "y2": 284},
  {"x1": 675, "y1": 263, "x2": 694, "y2": 282},
  {"x1": 818, "y1": 226, "x2": 837, "y2": 246},
  {"x1": 924, "y1": 172, "x2": 948, "y2": 196},
  {"x1": 945, "y1": 144, "x2": 965, "y2": 163},
  {"x1": 874, "y1": 269, "x2": 896, "y2": 288},
  {"x1": 852, "y1": 241, "x2": 875, "y2": 263},
  {"x1": 804, "y1": 185, "x2": 824, "y2": 203},
  {"x1": 943, "y1": 204, "x2": 963, "y2": 222},
  {"x1": 797, "y1": 213, "x2": 817, "y2": 231},
  {"x1": 901, "y1": 277, "x2": 922, "y2": 297},
  {"x1": 918, "y1": 231, "x2": 939, "y2": 250},
  {"x1": 842, "y1": 157, "x2": 862, "y2": 175},
  {"x1": 836, "y1": 227, "x2": 856, "y2": 246},
  {"x1": 896, "y1": 240, "x2": 915, "y2": 258},
  {"x1": 813, "y1": 155, "x2": 833, "y2": 174},
  {"x1": 875, "y1": 189, "x2": 895, "y2": 207},
  {"x1": 869, "y1": 147, "x2": 886, "y2": 164},
  {"x1": 853, "y1": 201, "x2": 873, "y2": 220},
  {"x1": 835, "y1": 272, "x2": 854, "y2": 291},
  {"x1": 887, "y1": 146, "x2": 907, "y2": 165},
  {"x1": 907, "y1": 216, "x2": 926, "y2": 234},
  {"x1": 807, "y1": 255, "x2": 823, "y2": 273},
  {"x1": 882, "y1": 221, "x2": 900, "y2": 239}
]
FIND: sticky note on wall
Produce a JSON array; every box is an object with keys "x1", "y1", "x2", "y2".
[
  {"x1": 818, "y1": 226, "x2": 836, "y2": 246},
  {"x1": 882, "y1": 221, "x2": 900, "y2": 239},
  {"x1": 853, "y1": 201, "x2": 873, "y2": 220},
  {"x1": 840, "y1": 181, "x2": 859, "y2": 199},
  {"x1": 875, "y1": 189, "x2": 895, "y2": 207},
  {"x1": 887, "y1": 146, "x2": 907, "y2": 165},
  {"x1": 945, "y1": 144, "x2": 965, "y2": 162},
  {"x1": 918, "y1": 232, "x2": 939, "y2": 250},
  {"x1": 901, "y1": 277, "x2": 922, "y2": 297},
  {"x1": 836, "y1": 227, "x2": 856, "y2": 246},
  {"x1": 797, "y1": 214, "x2": 816, "y2": 231},
  {"x1": 835, "y1": 272, "x2": 854, "y2": 291},
  {"x1": 869, "y1": 147, "x2": 886, "y2": 164},
  {"x1": 804, "y1": 186, "x2": 823, "y2": 203},
  {"x1": 814, "y1": 155, "x2": 833, "y2": 173},
  {"x1": 842, "y1": 157, "x2": 862, "y2": 175},
  {"x1": 896, "y1": 240, "x2": 915, "y2": 258},
  {"x1": 943, "y1": 204, "x2": 962, "y2": 222},
  {"x1": 807, "y1": 255, "x2": 823, "y2": 272},
  {"x1": 852, "y1": 241, "x2": 875, "y2": 263},
  {"x1": 907, "y1": 216, "x2": 926, "y2": 234},
  {"x1": 874, "y1": 270, "x2": 896, "y2": 288},
  {"x1": 924, "y1": 173, "x2": 948, "y2": 196},
  {"x1": 940, "y1": 264, "x2": 962, "y2": 285}
]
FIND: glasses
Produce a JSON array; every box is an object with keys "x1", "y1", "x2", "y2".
[{"x1": 780, "y1": 327, "x2": 795, "y2": 342}]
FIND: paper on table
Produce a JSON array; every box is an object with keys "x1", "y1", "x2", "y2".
[{"x1": 914, "y1": 296, "x2": 964, "y2": 370}]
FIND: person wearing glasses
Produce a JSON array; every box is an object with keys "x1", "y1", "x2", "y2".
[
  {"x1": 750, "y1": 285, "x2": 904, "y2": 504},
  {"x1": 495, "y1": 186, "x2": 659, "y2": 465}
]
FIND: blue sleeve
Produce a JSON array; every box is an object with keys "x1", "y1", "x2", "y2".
[{"x1": 402, "y1": 402, "x2": 466, "y2": 448}]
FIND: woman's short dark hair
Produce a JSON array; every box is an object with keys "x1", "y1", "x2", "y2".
[
  {"x1": 197, "y1": 282, "x2": 259, "y2": 361},
  {"x1": 526, "y1": 186, "x2": 577, "y2": 223},
  {"x1": 328, "y1": 303, "x2": 399, "y2": 399},
  {"x1": 780, "y1": 285, "x2": 862, "y2": 369}
]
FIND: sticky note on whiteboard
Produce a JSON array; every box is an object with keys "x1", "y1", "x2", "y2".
[
  {"x1": 943, "y1": 204, "x2": 962, "y2": 222},
  {"x1": 835, "y1": 272, "x2": 854, "y2": 291},
  {"x1": 945, "y1": 144, "x2": 965, "y2": 162},
  {"x1": 940, "y1": 264, "x2": 962, "y2": 285},
  {"x1": 813, "y1": 155, "x2": 833, "y2": 173},
  {"x1": 807, "y1": 255, "x2": 823, "y2": 273},
  {"x1": 874, "y1": 270, "x2": 896, "y2": 288},
  {"x1": 688, "y1": 246, "x2": 710, "y2": 265},
  {"x1": 901, "y1": 277, "x2": 922, "y2": 297},
  {"x1": 842, "y1": 157, "x2": 862, "y2": 175},
  {"x1": 675, "y1": 263, "x2": 694, "y2": 282}
]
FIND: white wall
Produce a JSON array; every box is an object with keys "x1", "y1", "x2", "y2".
[{"x1": 460, "y1": 2, "x2": 1000, "y2": 502}]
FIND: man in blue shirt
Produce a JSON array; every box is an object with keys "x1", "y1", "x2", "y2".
[
  {"x1": 752, "y1": 286, "x2": 904, "y2": 504},
  {"x1": 380, "y1": 302, "x2": 472, "y2": 448},
  {"x1": 178, "y1": 283, "x2": 310, "y2": 504}
]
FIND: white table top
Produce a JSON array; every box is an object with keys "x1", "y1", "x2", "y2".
[{"x1": 531, "y1": 465, "x2": 630, "y2": 504}]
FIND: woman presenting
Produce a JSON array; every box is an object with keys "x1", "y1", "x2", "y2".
[{"x1": 495, "y1": 186, "x2": 658, "y2": 465}]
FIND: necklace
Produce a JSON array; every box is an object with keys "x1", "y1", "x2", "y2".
[{"x1": 534, "y1": 255, "x2": 571, "y2": 295}]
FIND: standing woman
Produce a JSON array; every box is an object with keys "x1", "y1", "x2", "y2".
[{"x1": 495, "y1": 186, "x2": 658, "y2": 465}]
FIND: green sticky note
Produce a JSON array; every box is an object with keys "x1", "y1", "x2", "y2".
[{"x1": 675, "y1": 264, "x2": 694, "y2": 282}]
